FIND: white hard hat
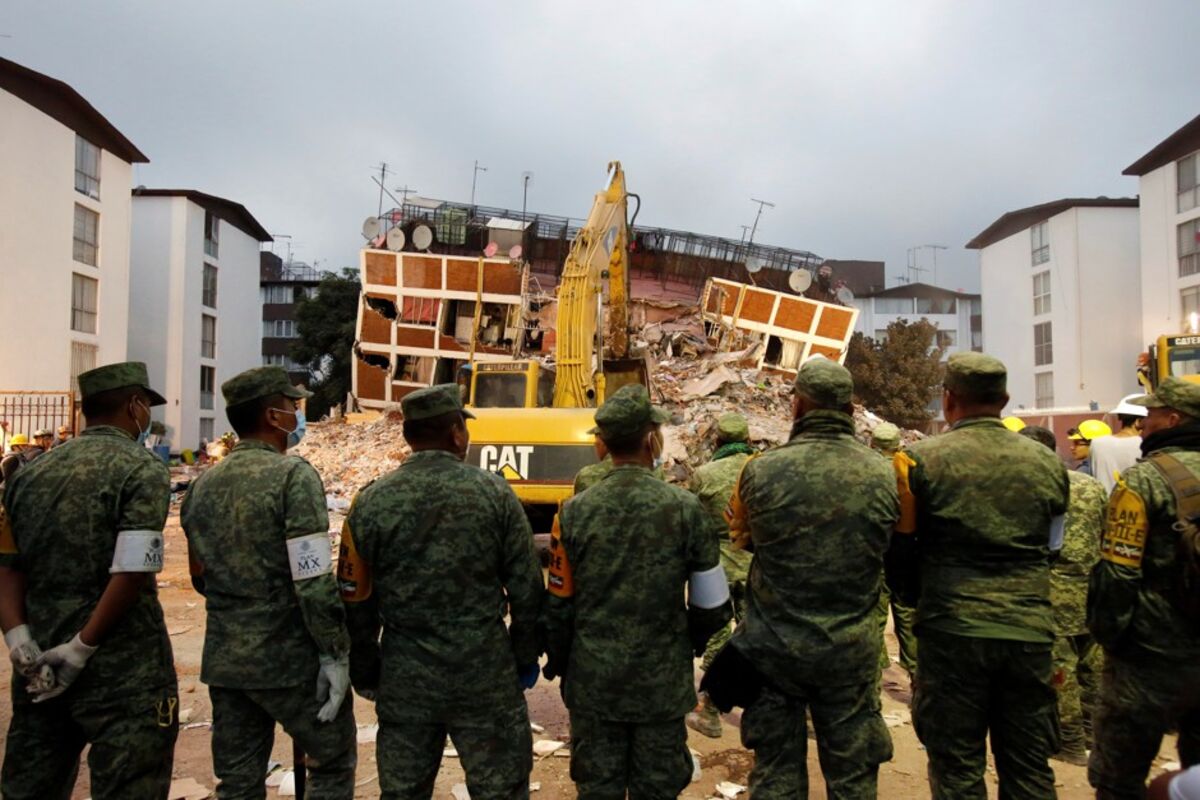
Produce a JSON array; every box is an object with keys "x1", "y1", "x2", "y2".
[{"x1": 1111, "y1": 393, "x2": 1149, "y2": 418}]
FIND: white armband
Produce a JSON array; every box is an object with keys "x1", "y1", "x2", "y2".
[
  {"x1": 1049, "y1": 515, "x2": 1066, "y2": 552},
  {"x1": 688, "y1": 564, "x2": 730, "y2": 609},
  {"x1": 110, "y1": 530, "x2": 165, "y2": 573},
  {"x1": 287, "y1": 533, "x2": 333, "y2": 581}
]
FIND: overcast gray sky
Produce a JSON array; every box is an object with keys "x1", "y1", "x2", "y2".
[{"x1": 5, "y1": 1, "x2": 1199, "y2": 292}]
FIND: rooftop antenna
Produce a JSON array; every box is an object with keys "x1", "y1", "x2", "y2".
[
  {"x1": 922, "y1": 244, "x2": 948, "y2": 286},
  {"x1": 394, "y1": 185, "x2": 419, "y2": 206},
  {"x1": 748, "y1": 198, "x2": 775, "y2": 245},
  {"x1": 522, "y1": 171, "x2": 534, "y2": 222},
  {"x1": 471, "y1": 160, "x2": 487, "y2": 207},
  {"x1": 739, "y1": 224, "x2": 752, "y2": 244},
  {"x1": 373, "y1": 162, "x2": 390, "y2": 219}
]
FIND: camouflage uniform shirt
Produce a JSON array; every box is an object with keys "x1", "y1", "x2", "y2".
[
  {"x1": 0, "y1": 427, "x2": 175, "y2": 699},
  {"x1": 181, "y1": 440, "x2": 349, "y2": 688},
  {"x1": 340, "y1": 449, "x2": 544, "y2": 723},
  {"x1": 1052, "y1": 471, "x2": 1105, "y2": 636},
  {"x1": 727, "y1": 410, "x2": 899, "y2": 689},
  {"x1": 546, "y1": 464, "x2": 721, "y2": 721}
]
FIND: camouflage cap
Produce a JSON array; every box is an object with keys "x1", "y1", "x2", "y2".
[
  {"x1": 33, "y1": 429, "x2": 52, "y2": 438},
  {"x1": 1130, "y1": 376, "x2": 1200, "y2": 419},
  {"x1": 222, "y1": 366, "x2": 311, "y2": 409},
  {"x1": 944, "y1": 351, "x2": 1007, "y2": 397},
  {"x1": 77, "y1": 361, "x2": 167, "y2": 406},
  {"x1": 793, "y1": 355, "x2": 853, "y2": 408},
  {"x1": 401, "y1": 383, "x2": 476, "y2": 422},
  {"x1": 588, "y1": 384, "x2": 669, "y2": 438},
  {"x1": 871, "y1": 422, "x2": 901, "y2": 449},
  {"x1": 716, "y1": 412, "x2": 750, "y2": 442}
]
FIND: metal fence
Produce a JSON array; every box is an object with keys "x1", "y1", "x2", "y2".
[{"x1": 0, "y1": 392, "x2": 76, "y2": 451}]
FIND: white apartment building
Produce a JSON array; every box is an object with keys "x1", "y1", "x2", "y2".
[
  {"x1": 0, "y1": 57, "x2": 147, "y2": 396},
  {"x1": 968, "y1": 198, "x2": 1142, "y2": 413},
  {"x1": 129, "y1": 190, "x2": 271, "y2": 451},
  {"x1": 1124, "y1": 114, "x2": 1200, "y2": 345},
  {"x1": 852, "y1": 283, "x2": 982, "y2": 358}
]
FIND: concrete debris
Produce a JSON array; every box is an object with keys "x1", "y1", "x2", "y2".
[
  {"x1": 451, "y1": 782, "x2": 471, "y2": 800},
  {"x1": 529, "y1": 721, "x2": 545, "y2": 734},
  {"x1": 357, "y1": 723, "x2": 379, "y2": 743},
  {"x1": 715, "y1": 780, "x2": 747, "y2": 799},
  {"x1": 883, "y1": 709, "x2": 912, "y2": 728},
  {"x1": 265, "y1": 766, "x2": 287, "y2": 787},
  {"x1": 533, "y1": 739, "x2": 566, "y2": 757},
  {"x1": 293, "y1": 410, "x2": 411, "y2": 499},
  {"x1": 690, "y1": 748, "x2": 702, "y2": 782},
  {"x1": 178, "y1": 706, "x2": 193, "y2": 724},
  {"x1": 277, "y1": 770, "x2": 296, "y2": 796},
  {"x1": 530, "y1": 781, "x2": 542, "y2": 792}
]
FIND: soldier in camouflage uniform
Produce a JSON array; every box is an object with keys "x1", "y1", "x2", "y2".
[
  {"x1": 1088, "y1": 377, "x2": 1200, "y2": 798},
  {"x1": 869, "y1": 422, "x2": 918, "y2": 681},
  {"x1": 574, "y1": 436, "x2": 612, "y2": 495},
  {"x1": 339, "y1": 384, "x2": 544, "y2": 799},
  {"x1": 724, "y1": 357, "x2": 898, "y2": 799},
  {"x1": 0, "y1": 362, "x2": 179, "y2": 799},
  {"x1": 181, "y1": 367, "x2": 355, "y2": 798},
  {"x1": 1020, "y1": 424, "x2": 1106, "y2": 765},
  {"x1": 685, "y1": 412, "x2": 755, "y2": 739},
  {"x1": 890, "y1": 352, "x2": 1069, "y2": 799},
  {"x1": 544, "y1": 384, "x2": 731, "y2": 799}
]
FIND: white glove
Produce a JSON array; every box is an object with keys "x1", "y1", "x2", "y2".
[
  {"x1": 315, "y1": 654, "x2": 350, "y2": 723},
  {"x1": 33, "y1": 633, "x2": 97, "y2": 703},
  {"x1": 5, "y1": 625, "x2": 54, "y2": 691}
]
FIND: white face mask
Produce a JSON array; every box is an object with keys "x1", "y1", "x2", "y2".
[{"x1": 649, "y1": 428, "x2": 665, "y2": 469}]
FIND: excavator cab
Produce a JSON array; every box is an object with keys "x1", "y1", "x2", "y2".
[{"x1": 470, "y1": 361, "x2": 555, "y2": 409}]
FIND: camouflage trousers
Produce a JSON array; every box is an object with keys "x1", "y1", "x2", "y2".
[
  {"x1": 1052, "y1": 632, "x2": 1102, "y2": 754},
  {"x1": 913, "y1": 629, "x2": 1059, "y2": 800},
  {"x1": 377, "y1": 702, "x2": 532, "y2": 799},
  {"x1": 569, "y1": 711, "x2": 692, "y2": 800},
  {"x1": 876, "y1": 584, "x2": 918, "y2": 677},
  {"x1": 209, "y1": 683, "x2": 356, "y2": 800},
  {"x1": 700, "y1": 574, "x2": 748, "y2": 671},
  {"x1": 1088, "y1": 652, "x2": 1200, "y2": 799},
  {"x1": 1, "y1": 685, "x2": 178, "y2": 800},
  {"x1": 741, "y1": 681, "x2": 892, "y2": 799}
]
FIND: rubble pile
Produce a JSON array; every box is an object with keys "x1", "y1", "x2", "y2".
[{"x1": 295, "y1": 409, "x2": 411, "y2": 499}]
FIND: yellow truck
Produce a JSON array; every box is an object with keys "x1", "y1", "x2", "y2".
[{"x1": 1138, "y1": 334, "x2": 1200, "y2": 390}]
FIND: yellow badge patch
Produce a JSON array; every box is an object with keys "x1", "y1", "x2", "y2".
[
  {"x1": 337, "y1": 520, "x2": 373, "y2": 602},
  {"x1": 547, "y1": 514, "x2": 574, "y2": 598},
  {"x1": 1101, "y1": 484, "x2": 1148, "y2": 568},
  {"x1": 894, "y1": 451, "x2": 918, "y2": 535},
  {"x1": 0, "y1": 505, "x2": 16, "y2": 556}
]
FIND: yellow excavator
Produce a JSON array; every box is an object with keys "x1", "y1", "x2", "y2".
[
  {"x1": 464, "y1": 161, "x2": 649, "y2": 541},
  {"x1": 1137, "y1": 333, "x2": 1200, "y2": 390}
]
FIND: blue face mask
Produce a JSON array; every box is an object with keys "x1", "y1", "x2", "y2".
[
  {"x1": 274, "y1": 408, "x2": 306, "y2": 449},
  {"x1": 134, "y1": 401, "x2": 153, "y2": 446}
]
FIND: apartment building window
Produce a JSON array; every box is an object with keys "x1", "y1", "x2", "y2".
[
  {"x1": 1183, "y1": 286, "x2": 1200, "y2": 324},
  {"x1": 204, "y1": 211, "x2": 220, "y2": 258},
  {"x1": 199, "y1": 418, "x2": 214, "y2": 444},
  {"x1": 1033, "y1": 271, "x2": 1051, "y2": 315},
  {"x1": 399, "y1": 297, "x2": 441, "y2": 326},
  {"x1": 203, "y1": 264, "x2": 218, "y2": 307},
  {"x1": 71, "y1": 274, "x2": 98, "y2": 333},
  {"x1": 70, "y1": 342, "x2": 97, "y2": 396},
  {"x1": 1034, "y1": 321, "x2": 1053, "y2": 366},
  {"x1": 263, "y1": 354, "x2": 304, "y2": 370},
  {"x1": 200, "y1": 366, "x2": 215, "y2": 410},
  {"x1": 1179, "y1": 153, "x2": 1200, "y2": 213},
  {"x1": 1031, "y1": 221, "x2": 1050, "y2": 265},
  {"x1": 261, "y1": 285, "x2": 310, "y2": 304},
  {"x1": 917, "y1": 297, "x2": 957, "y2": 314},
  {"x1": 936, "y1": 330, "x2": 957, "y2": 348},
  {"x1": 1179, "y1": 219, "x2": 1200, "y2": 278},
  {"x1": 201, "y1": 314, "x2": 217, "y2": 359},
  {"x1": 73, "y1": 204, "x2": 99, "y2": 266},
  {"x1": 74, "y1": 135, "x2": 100, "y2": 199},
  {"x1": 873, "y1": 297, "x2": 913, "y2": 314},
  {"x1": 263, "y1": 319, "x2": 298, "y2": 338},
  {"x1": 1035, "y1": 372, "x2": 1054, "y2": 409}
]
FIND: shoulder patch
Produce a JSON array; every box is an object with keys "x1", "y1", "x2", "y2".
[
  {"x1": 547, "y1": 513, "x2": 574, "y2": 598},
  {"x1": 894, "y1": 451, "x2": 918, "y2": 534},
  {"x1": 1100, "y1": 482, "x2": 1148, "y2": 568},
  {"x1": 337, "y1": 518, "x2": 372, "y2": 602}
]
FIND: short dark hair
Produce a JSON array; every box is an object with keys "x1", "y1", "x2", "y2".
[
  {"x1": 1118, "y1": 414, "x2": 1140, "y2": 428},
  {"x1": 1019, "y1": 425, "x2": 1057, "y2": 452},
  {"x1": 403, "y1": 410, "x2": 464, "y2": 448},
  {"x1": 81, "y1": 385, "x2": 140, "y2": 420},
  {"x1": 601, "y1": 424, "x2": 652, "y2": 458},
  {"x1": 947, "y1": 386, "x2": 1008, "y2": 408},
  {"x1": 226, "y1": 394, "x2": 284, "y2": 438}
]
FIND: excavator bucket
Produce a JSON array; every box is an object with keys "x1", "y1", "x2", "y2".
[{"x1": 601, "y1": 358, "x2": 650, "y2": 401}]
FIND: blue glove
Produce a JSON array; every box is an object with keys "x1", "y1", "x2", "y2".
[{"x1": 517, "y1": 663, "x2": 539, "y2": 690}]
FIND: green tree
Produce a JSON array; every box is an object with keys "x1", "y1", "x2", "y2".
[
  {"x1": 845, "y1": 319, "x2": 944, "y2": 429},
  {"x1": 291, "y1": 268, "x2": 360, "y2": 419}
]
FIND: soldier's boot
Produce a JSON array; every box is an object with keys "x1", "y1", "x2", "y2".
[
  {"x1": 685, "y1": 693, "x2": 722, "y2": 739},
  {"x1": 1051, "y1": 743, "x2": 1088, "y2": 767}
]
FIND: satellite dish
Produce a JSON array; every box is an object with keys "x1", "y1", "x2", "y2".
[
  {"x1": 745, "y1": 257, "x2": 764, "y2": 275},
  {"x1": 836, "y1": 286, "x2": 856, "y2": 304},
  {"x1": 788, "y1": 270, "x2": 813, "y2": 293},
  {"x1": 484, "y1": 241, "x2": 499, "y2": 258},
  {"x1": 362, "y1": 217, "x2": 381, "y2": 240},
  {"x1": 385, "y1": 227, "x2": 406, "y2": 251},
  {"x1": 412, "y1": 224, "x2": 434, "y2": 251},
  {"x1": 508, "y1": 244, "x2": 523, "y2": 260}
]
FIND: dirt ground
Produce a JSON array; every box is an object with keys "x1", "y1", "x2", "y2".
[{"x1": 0, "y1": 513, "x2": 1181, "y2": 799}]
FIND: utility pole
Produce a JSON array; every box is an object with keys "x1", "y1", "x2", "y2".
[
  {"x1": 522, "y1": 171, "x2": 534, "y2": 221},
  {"x1": 471, "y1": 160, "x2": 487, "y2": 207},
  {"x1": 748, "y1": 198, "x2": 775, "y2": 245}
]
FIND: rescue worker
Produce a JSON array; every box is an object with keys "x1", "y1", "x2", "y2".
[
  {"x1": 1020, "y1": 424, "x2": 1106, "y2": 765},
  {"x1": 339, "y1": 384, "x2": 544, "y2": 798},
  {"x1": 573, "y1": 436, "x2": 612, "y2": 494},
  {"x1": 685, "y1": 412, "x2": 755, "y2": 739},
  {"x1": 32, "y1": 429, "x2": 53, "y2": 453},
  {"x1": 52, "y1": 425, "x2": 72, "y2": 448},
  {"x1": 1090, "y1": 394, "x2": 1148, "y2": 495},
  {"x1": 870, "y1": 421, "x2": 918, "y2": 683},
  {"x1": 0, "y1": 361, "x2": 178, "y2": 798},
  {"x1": 723, "y1": 356, "x2": 898, "y2": 798},
  {"x1": 889, "y1": 352, "x2": 1069, "y2": 799},
  {"x1": 1088, "y1": 376, "x2": 1200, "y2": 798},
  {"x1": 1068, "y1": 419, "x2": 1113, "y2": 476},
  {"x1": 544, "y1": 384, "x2": 730, "y2": 799},
  {"x1": 0, "y1": 434, "x2": 37, "y2": 484},
  {"x1": 181, "y1": 366, "x2": 355, "y2": 798}
]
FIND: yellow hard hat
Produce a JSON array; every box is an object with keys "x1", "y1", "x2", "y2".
[
  {"x1": 1068, "y1": 419, "x2": 1112, "y2": 442},
  {"x1": 9, "y1": 434, "x2": 29, "y2": 446},
  {"x1": 1002, "y1": 416, "x2": 1026, "y2": 432}
]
